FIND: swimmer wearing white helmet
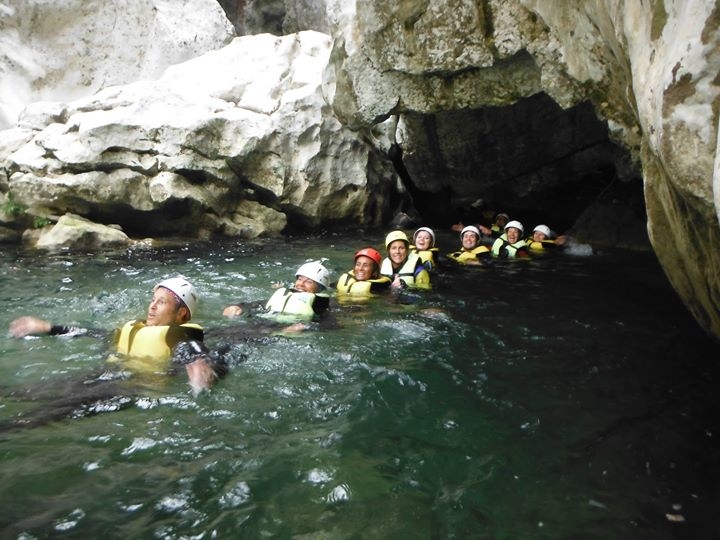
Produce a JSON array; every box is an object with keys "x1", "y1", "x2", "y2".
[
  {"x1": 8, "y1": 276, "x2": 226, "y2": 395},
  {"x1": 446, "y1": 225, "x2": 492, "y2": 265},
  {"x1": 294, "y1": 261, "x2": 330, "y2": 292},
  {"x1": 532, "y1": 224, "x2": 552, "y2": 240},
  {"x1": 411, "y1": 227, "x2": 439, "y2": 271},
  {"x1": 153, "y1": 276, "x2": 199, "y2": 322},
  {"x1": 223, "y1": 261, "x2": 331, "y2": 322},
  {"x1": 491, "y1": 220, "x2": 530, "y2": 259},
  {"x1": 526, "y1": 224, "x2": 567, "y2": 252}
]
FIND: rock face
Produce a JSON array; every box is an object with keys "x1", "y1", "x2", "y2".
[
  {"x1": 0, "y1": 0, "x2": 235, "y2": 130},
  {"x1": 0, "y1": 31, "x2": 398, "y2": 240}
]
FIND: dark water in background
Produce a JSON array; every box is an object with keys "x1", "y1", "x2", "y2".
[{"x1": 0, "y1": 231, "x2": 718, "y2": 539}]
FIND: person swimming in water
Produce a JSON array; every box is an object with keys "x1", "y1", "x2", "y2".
[
  {"x1": 446, "y1": 225, "x2": 492, "y2": 266},
  {"x1": 9, "y1": 277, "x2": 227, "y2": 394},
  {"x1": 491, "y1": 220, "x2": 531, "y2": 259},
  {"x1": 525, "y1": 224, "x2": 568, "y2": 252},
  {"x1": 3, "y1": 277, "x2": 229, "y2": 432},
  {"x1": 220, "y1": 261, "x2": 334, "y2": 335},
  {"x1": 410, "y1": 227, "x2": 440, "y2": 271},
  {"x1": 336, "y1": 248, "x2": 392, "y2": 297},
  {"x1": 380, "y1": 230, "x2": 432, "y2": 290}
]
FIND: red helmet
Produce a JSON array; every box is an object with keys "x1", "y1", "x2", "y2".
[{"x1": 354, "y1": 247, "x2": 382, "y2": 266}]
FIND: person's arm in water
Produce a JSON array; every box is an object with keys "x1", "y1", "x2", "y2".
[
  {"x1": 222, "y1": 301, "x2": 265, "y2": 318},
  {"x1": 9, "y1": 316, "x2": 105, "y2": 338},
  {"x1": 171, "y1": 340, "x2": 229, "y2": 397}
]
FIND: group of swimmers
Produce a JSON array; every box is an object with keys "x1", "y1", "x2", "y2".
[
  {"x1": 447, "y1": 212, "x2": 567, "y2": 264},
  {"x1": 7, "y1": 264, "x2": 336, "y2": 401},
  {"x1": 337, "y1": 212, "x2": 567, "y2": 295},
  {"x1": 5, "y1": 213, "x2": 567, "y2": 407}
]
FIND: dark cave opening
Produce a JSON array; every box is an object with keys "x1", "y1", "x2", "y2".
[{"x1": 391, "y1": 93, "x2": 647, "y2": 248}]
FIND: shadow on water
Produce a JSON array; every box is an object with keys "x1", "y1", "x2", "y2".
[{"x1": 0, "y1": 236, "x2": 719, "y2": 539}]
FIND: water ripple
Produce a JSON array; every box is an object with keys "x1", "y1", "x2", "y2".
[{"x1": 326, "y1": 483, "x2": 352, "y2": 504}]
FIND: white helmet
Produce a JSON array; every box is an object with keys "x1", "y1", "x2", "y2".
[
  {"x1": 460, "y1": 225, "x2": 481, "y2": 241},
  {"x1": 504, "y1": 220, "x2": 524, "y2": 235},
  {"x1": 413, "y1": 227, "x2": 435, "y2": 247},
  {"x1": 154, "y1": 277, "x2": 199, "y2": 318},
  {"x1": 296, "y1": 261, "x2": 330, "y2": 290},
  {"x1": 533, "y1": 224, "x2": 551, "y2": 237}
]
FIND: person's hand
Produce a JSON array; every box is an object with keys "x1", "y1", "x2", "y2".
[
  {"x1": 391, "y1": 274, "x2": 405, "y2": 290},
  {"x1": 282, "y1": 322, "x2": 308, "y2": 333},
  {"x1": 555, "y1": 235, "x2": 568, "y2": 246},
  {"x1": 222, "y1": 305, "x2": 244, "y2": 318},
  {"x1": 9, "y1": 316, "x2": 51, "y2": 338},
  {"x1": 185, "y1": 358, "x2": 218, "y2": 396}
]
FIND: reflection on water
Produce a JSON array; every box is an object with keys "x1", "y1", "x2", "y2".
[{"x1": 0, "y1": 233, "x2": 719, "y2": 539}]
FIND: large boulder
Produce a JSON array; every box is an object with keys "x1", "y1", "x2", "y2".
[
  {"x1": 0, "y1": 0, "x2": 235, "y2": 130},
  {"x1": 30, "y1": 213, "x2": 130, "y2": 250},
  {"x1": 1, "y1": 31, "x2": 399, "y2": 239}
]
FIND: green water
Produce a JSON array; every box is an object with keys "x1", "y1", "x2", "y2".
[{"x1": 0, "y1": 232, "x2": 718, "y2": 539}]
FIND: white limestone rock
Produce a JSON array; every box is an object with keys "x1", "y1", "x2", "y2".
[
  {"x1": 0, "y1": 0, "x2": 235, "y2": 129},
  {"x1": 31, "y1": 213, "x2": 130, "y2": 250},
  {"x1": 2, "y1": 30, "x2": 398, "y2": 238}
]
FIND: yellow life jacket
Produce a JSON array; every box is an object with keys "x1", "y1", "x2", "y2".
[
  {"x1": 336, "y1": 271, "x2": 391, "y2": 296},
  {"x1": 113, "y1": 320, "x2": 204, "y2": 373},
  {"x1": 380, "y1": 253, "x2": 431, "y2": 289},
  {"x1": 491, "y1": 237, "x2": 528, "y2": 258},
  {"x1": 526, "y1": 239, "x2": 560, "y2": 252},
  {"x1": 447, "y1": 245, "x2": 490, "y2": 264},
  {"x1": 410, "y1": 246, "x2": 439, "y2": 270},
  {"x1": 260, "y1": 287, "x2": 328, "y2": 322}
]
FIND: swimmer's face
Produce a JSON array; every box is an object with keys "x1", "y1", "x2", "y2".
[
  {"x1": 388, "y1": 240, "x2": 408, "y2": 266},
  {"x1": 506, "y1": 227, "x2": 521, "y2": 243},
  {"x1": 462, "y1": 232, "x2": 479, "y2": 250},
  {"x1": 533, "y1": 230, "x2": 548, "y2": 242},
  {"x1": 147, "y1": 287, "x2": 186, "y2": 326},
  {"x1": 414, "y1": 231, "x2": 433, "y2": 250},
  {"x1": 294, "y1": 275, "x2": 320, "y2": 293},
  {"x1": 354, "y1": 255, "x2": 378, "y2": 281}
]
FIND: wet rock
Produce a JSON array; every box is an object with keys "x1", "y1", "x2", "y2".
[{"x1": 30, "y1": 213, "x2": 130, "y2": 250}]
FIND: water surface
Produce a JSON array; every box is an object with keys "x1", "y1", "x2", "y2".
[{"x1": 0, "y1": 232, "x2": 718, "y2": 539}]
